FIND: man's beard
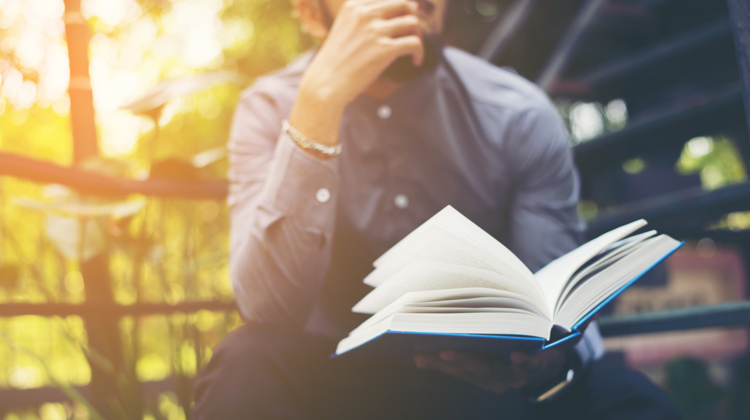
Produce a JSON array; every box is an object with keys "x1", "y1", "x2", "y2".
[{"x1": 382, "y1": 34, "x2": 443, "y2": 83}]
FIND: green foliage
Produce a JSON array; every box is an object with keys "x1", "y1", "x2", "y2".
[
  {"x1": 0, "y1": 0, "x2": 310, "y2": 417},
  {"x1": 676, "y1": 136, "x2": 747, "y2": 190}
]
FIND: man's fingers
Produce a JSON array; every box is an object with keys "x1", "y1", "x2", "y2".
[
  {"x1": 417, "y1": 353, "x2": 525, "y2": 393},
  {"x1": 416, "y1": 354, "x2": 497, "y2": 389},
  {"x1": 364, "y1": 0, "x2": 418, "y2": 19},
  {"x1": 439, "y1": 351, "x2": 495, "y2": 376},
  {"x1": 373, "y1": 14, "x2": 422, "y2": 38},
  {"x1": 510, "y1": 351, "x2": 537, "y2": 371},
  {"x1": 416, "y1": 354, "x2": 467, "y2": 377},
  {"x1": 384, "y1": 35, "x2": 424, "y2": 66},
  {"x1": 340, "y1": 0, "x2": 415, "y2": 21}
]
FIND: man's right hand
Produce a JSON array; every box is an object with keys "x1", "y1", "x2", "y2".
[{"x1": 288, "y1": 0, "x2": 425, "y2": 149}]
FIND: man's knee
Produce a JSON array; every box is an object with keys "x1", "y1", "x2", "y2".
[
  {"x1": 566, "y1": 360, "x2": 681, "y2": 420},
  {"x1": 192, "y1": 324, "x2": 333, "y2": 420},
  {"x1": 198, "y1": 324, "x2": 308, "y2": 383}
]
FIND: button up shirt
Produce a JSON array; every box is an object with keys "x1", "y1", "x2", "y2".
[{"x1": 228, "y1": 47, "x2": 603, "y2": 363}]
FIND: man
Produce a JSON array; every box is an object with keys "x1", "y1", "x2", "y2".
[{"x1": 193, "y1": 0, "x2": 681, "y2": 418}]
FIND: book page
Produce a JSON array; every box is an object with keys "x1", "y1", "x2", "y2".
[
  {"x1": 555, "y1": 235, "x2": 681, "y2": 329},
  {"x1": 373, "y1": 206, "x2": 536, "y2": 284},
  {"x1": 336, "y1": 312, "x2": 551, "y2": 356},
  {"x1": 363, "y1": 228, "x2": 548, "y2": 310},
  {"x1": 352, "y1": 260, "x2": 545, "y2": 314},
  {"x1": 350, "y1": 288, "x2": 548, "y2": 336},
  {"x1": 553, "y1": 230, "x2": 657, "y2": 313},
  {"x1": 389, "y1": 312, "x2": 551, "y2": 338},
  {"x1": 534, "y1": 219, "x2": 648, "y2": 314},
  {"x1": 412, "y1": 297, "x2": 547, "y2": 318}
]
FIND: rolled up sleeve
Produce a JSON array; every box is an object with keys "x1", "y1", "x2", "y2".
[{"x1": 228, "y1": 82, "x2": 339, "y2": 326}]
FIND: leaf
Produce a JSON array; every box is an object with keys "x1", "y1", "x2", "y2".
[
  {"x1": 0, "y1": 330, "x2": 106, "y2": 420},
  {"x1": 13, "y1": 193, "x2": 146, "y2": 261},
  {"x1": 120, "y1": 71, "x2": 245, "y2": 117},
  {"x1": 192, "y1": 146, "x2": 228, "y2": 168},
  {"x1": 45, "y1": 216, "x2": 106, "y2": 261}
]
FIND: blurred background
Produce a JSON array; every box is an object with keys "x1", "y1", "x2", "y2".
[{"x1": 0, "y1": 0, "x2": 749, "y2": 418}]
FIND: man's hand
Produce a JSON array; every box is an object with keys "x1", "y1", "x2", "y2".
[
  {"x1": 414, "y1": 348, "x2": 567, "y2": 395},
  {"x1": 415, "y1": 318, "x2": 597, "y2": 394},
  {"x1": 289, "y1": 0, "x2": 425, "y2": 147}
]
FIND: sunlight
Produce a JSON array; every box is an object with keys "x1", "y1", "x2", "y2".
[
  {"x1": 1, "y1": 68, "x2": 23, "y2": 107},
  {"x1": 17, "y1": 80, "x2": 37, "y2": 109},
  {"x1": 687, "y1": 136, "x2": 713, "y2": 158},
  {"x1": 81, "y1": 0, "x2": 141, "y2": 28},
  {"x1": 15, "y1": 24, "x2": 47, "y2": 69},
  {"x1": 0, "y1": 0, "x2": 22, "y2": 29},
  {"x1": 51, "y1": 95, "x2": 70, "y2": 116},
  {"x1": 570, "y1": 102, "x2": 604, "y2": 141},
  {"x1": 0, "y1": 0, "x2": 67, "y2": 110},
  {"x1": 8, "y1": 365, "x2": 43, "y2": 389},
  {"x1": 38, "y1": 45, "x2": 69, "y2": 102},
  {"x1": 99, "y1": 111, "x2": 142, "y2": 157},
  {"x1": 605, "y1": 98, "x2": 628, "y2": 129}
]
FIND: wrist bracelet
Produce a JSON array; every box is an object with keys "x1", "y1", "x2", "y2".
[
  {"x1": 282, "y1": 120, "x2": 342, "y2": 157},
  {"x1": 524, "y1": 348, "x2": 581, "y2": 403}
]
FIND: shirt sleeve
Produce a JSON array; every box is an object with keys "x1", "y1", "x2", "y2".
[
  {"x1": 227, "y1": 82, "x2": 340, "y2": 326},
  {"x1": 504, "y1": 99, "x2": 604, "y2": 365}
]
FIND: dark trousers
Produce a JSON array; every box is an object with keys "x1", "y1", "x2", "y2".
[{"x1": 193, "y1": 324, "x2": 681, "y2": 420}]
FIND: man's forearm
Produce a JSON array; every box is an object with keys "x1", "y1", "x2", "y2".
[
  {"x1": 288, "y1": 80, "x2": 347, "y2": 150},
  {"x1": 228, "y1": 86, "x2": 340, "y2": 325}
]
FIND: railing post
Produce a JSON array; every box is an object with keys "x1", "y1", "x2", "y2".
[
  {"x1": 79, "y1": 253, "x2": 129, "y2": 418},
  {"x1": 63, "y1": 0, "x2": 98, "y2": 163},
  {"x1": 62, "y1": 1, "x2": 136, "y2": 417},
  {"x1": 535, "y1": 0, "x2": 606, "y2": 93},
  {"x1": 728, "y1": 0, "x2": 750, "y2": 145}
]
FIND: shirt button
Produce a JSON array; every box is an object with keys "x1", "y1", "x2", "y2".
[
  {"x1": 394, "y1": 194, "x2": 409, "y2": 209},
  {"x1": 316, "y1": 188, "x2": 331, "y2": 203},
  {"x1": 377, "y1": 105, "x2": 392, "y2": 120}
]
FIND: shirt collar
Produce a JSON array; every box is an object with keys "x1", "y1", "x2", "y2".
[{"x1": 349, "y1": 56, "x2": 444, "y2": 119}]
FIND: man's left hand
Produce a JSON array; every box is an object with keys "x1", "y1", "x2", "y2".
[{"x1": 414, "y1": 348, "x2": 567, "y2": 395}]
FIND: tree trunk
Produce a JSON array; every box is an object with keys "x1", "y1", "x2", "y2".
[
  {"x1": 63, "y1": 2, "x2": 136, "y2": 418},
  {"x1": 63, "y1": 0, "x2": 98, "y2": 163}
]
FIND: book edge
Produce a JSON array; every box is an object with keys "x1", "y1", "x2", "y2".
[
  {"x1": 541, "y1": 329, "x2": 581, "y2": 352},
  {"x1": 331, "y1": 329, "x2": 547, "y2": 359},
  {"x1": 570, "y1": 240, "x2": 685, "y2": 331}
]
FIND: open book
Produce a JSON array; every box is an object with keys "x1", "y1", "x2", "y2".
[{"x1": 334, "y1": 206, "x2": 683, "y2": 361}]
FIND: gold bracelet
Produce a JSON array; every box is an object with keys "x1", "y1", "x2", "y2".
[{"x1": 282, "y1": 120, "x2": 342, "y2": 157}]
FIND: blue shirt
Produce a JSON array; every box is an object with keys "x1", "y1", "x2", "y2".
[{"x1": 228, "y1": 47, "x2": 603, "y2": 362}]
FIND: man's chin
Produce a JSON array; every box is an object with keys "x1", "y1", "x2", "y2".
[{"x1": 382, "y1": 39, "x2": 443, "y2": 83}]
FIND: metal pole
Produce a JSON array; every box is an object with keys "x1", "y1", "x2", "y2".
[
  {"x1": 536, "y1": 0, "x2": 607, "y2": 92},
  {"x1": 477, "y1": 0, "x2": 538, "y2": 63},
  {"x1": 728, "y1": 0, "x2": 750, "y2": 143}
]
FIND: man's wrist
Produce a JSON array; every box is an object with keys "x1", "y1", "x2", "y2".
[
  {"x1": 297, "y1": 80, "x2": 347, "y2": 111},
  {"x1": 288, "y1": 87, "x2": 346, "y2": 150},
  {"x1": 283, "y1": 120, "x2": 342, "y2": 158}
]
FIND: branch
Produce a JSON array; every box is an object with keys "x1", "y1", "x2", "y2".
[{"x1": 0, "y1": 152, "x2": 228, "y2": 199}]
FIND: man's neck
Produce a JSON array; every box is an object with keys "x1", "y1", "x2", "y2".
[{"x1": 365, "y1": 77, "x2": 405, "y2": 101}]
